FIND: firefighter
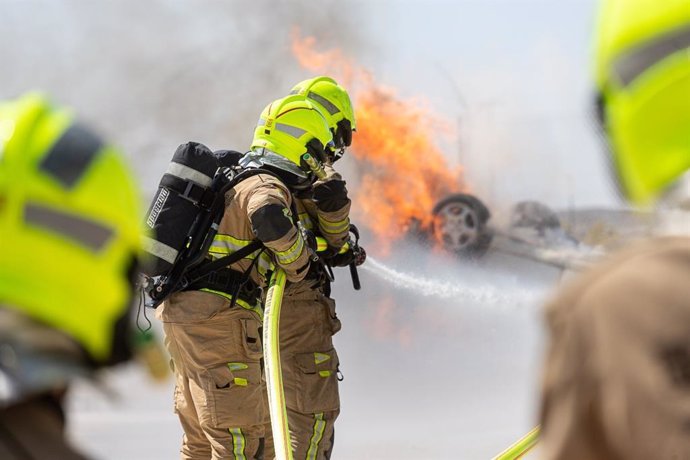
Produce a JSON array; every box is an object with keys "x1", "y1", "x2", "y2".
[
  {"x1": 155, "y1": 94, "x2": 334, "y2": 460},
  {"x1": 0, "y1": 93, "x2": 144, "y2": 459},
  {"x1": 538, "y1": 1, "x2": 690, "y2": 459},
  {"x1": 260, "y1": 76, "x2": 361, "y2": 460}
]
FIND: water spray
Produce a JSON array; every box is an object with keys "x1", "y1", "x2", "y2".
[{"x1": 362, "y1": 255, "x2": 545, "y2": 306}]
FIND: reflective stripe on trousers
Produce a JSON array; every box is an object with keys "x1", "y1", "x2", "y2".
[
  {"x1": 306, "y1": 413, "x2": 326, "y2": 460},
  {"x1": 229, "y1": 428, "x2": 247, "y2": 460}
]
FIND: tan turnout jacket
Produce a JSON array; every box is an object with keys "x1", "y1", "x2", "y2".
[
  {"x1": 215, "y1": 172, "x2": 310, "y2": 285},
  {"x1": 539, "y1": 236, "x2": 690, "y2": 460}
]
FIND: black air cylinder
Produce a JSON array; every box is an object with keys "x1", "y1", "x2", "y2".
[{"x1": 142, "y1": 142, "x2": 219, "y2": 276}]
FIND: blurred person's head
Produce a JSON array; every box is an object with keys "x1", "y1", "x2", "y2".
[
  {"x1": 0, "y1": 93, "x2": 143, "y2": 404},
  {"x1": 595, "y1": 0, "x2": 690, "y2": 208},
  {"x1": 290, "y1": 76, "x2": 356, "y2": 163},
  {"x1": 242, "y1": 94, "x2": 334, "y2": 191}
]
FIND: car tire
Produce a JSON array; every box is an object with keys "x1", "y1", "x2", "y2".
[{"x1": 431, "y1": 193, "x2": 493, "y2": 258}]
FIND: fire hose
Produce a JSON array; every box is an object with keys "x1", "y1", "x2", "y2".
[
  {"x1": 492, "y1": 426, "x2": 540, "y2": 460},
  {"x1": 264, "y1": 228, "x2": 364, "y2": 459},
  {"x1": 263, "y1": 267, "x2": 292, "y2": 460}
]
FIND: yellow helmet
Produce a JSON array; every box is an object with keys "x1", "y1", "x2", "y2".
[
  {"x1": 0, "y1": 93, "x2": 143, "y2": 365},
  {"x1": 250, "y1": 94, "x2": 333, "y2": 177},
  {"x1": 290, "y1": 76, "x2": 356, "y2": 152},
  {"x1": 595, "y1": 0, "x2": 690, "y2": 204}
]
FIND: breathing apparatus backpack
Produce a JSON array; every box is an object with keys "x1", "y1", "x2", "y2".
[{"x1": 141, "y1": 142, "x2": 266, "y2": 307}]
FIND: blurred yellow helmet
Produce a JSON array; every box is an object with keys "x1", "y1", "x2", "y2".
[
  {"x1": 595, "y1": 0, "x2": 690, "y2": 204},
  {"x1": 0, "y1": 93, "x2": 143, "y2": 365},
  {"x1": 250, "y1": 94, "x2": 333, "y2": 175},
  {"x1": 290, "y1": 76, "x2": 356, "y2": 152}
]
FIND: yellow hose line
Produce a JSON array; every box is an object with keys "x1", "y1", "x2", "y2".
[
  {"x1": 263, "y1": 269, "x2": 293, "y2": 460},
  {"x1": 493, "y1": 426, "x2": 540, "y2": 460}
]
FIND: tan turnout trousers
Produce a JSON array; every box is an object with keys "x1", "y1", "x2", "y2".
[
  {"x1": 158, "y1": 293, "x2": 266, "y2": 460},
  {"x1": 157, "y1": 173, "x2": 310, "y2": 459},
  {"x1": 539, "y1": 237, "x2": 690, "y2": 460}
]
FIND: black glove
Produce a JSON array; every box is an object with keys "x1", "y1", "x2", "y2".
[
  {"x1": 326, "y1": 245, "x2": 366, "y2": 267},
  {"x1": 327, "y1": 248, "x2": 354, "y2": 267},
  {"x1": 312, "y1": 179, "x2": 349, "y2": 212}
]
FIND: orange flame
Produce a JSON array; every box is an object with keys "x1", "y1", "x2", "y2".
[{"x1": 291, "y1": 30, "x2": 467, "y2": 251}]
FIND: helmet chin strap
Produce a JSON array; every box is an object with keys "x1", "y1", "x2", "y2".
[{"x1": 330, "y1": 146, "x2": 346, "y2": 162}]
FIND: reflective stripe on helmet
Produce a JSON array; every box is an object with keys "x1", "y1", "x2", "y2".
[
  {"x1": 307, "y1": 91, "x2": 341, "y2": 115},
  {"x1": 142, "y1": 236, "x2": 179, "y2": 264},
  {"x1": 39, "y1": 124, "x2": 103, "y2": 188},
  {"x1": 613, "y1": 24, "x2": 690, "y2": 87},
  {"x1": 275, "y1": 122, "x2": 307, "y2": 139},
  {"x1": 165, "y1": 161, "x2": 213, "y2": 187},
  {"x1": 257, "y1": 117, "x2": 309, "y2": 139},
  {"x1": 24, "y1": 203, "x2": 113, "y2": 251}
]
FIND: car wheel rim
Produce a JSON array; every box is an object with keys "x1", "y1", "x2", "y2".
[{"x1": 433, "y1": 202, "x2": 480, "y2": 252}]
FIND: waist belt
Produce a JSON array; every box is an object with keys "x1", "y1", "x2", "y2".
[{"x1": 186, "y1": 267, "x2": 261, "y2": 306}]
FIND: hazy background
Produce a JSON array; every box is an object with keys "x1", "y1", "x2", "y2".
[
  {"x1": 1, "y1": 0, "x2": 616, "y2": 458},
  {"x1": 2, "y1": 0, "x2": 615, "y2": 210}
]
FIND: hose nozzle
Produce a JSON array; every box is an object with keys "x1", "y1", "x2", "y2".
[{"x1": 302, "y1": 153, "x2": 327, "y2": 180}]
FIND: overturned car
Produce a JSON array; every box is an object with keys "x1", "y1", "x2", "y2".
[{"x1": 425, "y1": 193, "x2": 659, "y2": 270}]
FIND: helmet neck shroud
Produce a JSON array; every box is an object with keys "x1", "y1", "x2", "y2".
[{"x1": 239, "y1": 148, "x2": 313, "y2": 191}]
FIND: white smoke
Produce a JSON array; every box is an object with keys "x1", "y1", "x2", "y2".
[{"x1": 0, "y1": 0, "x2": 368, "y2": 196}]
